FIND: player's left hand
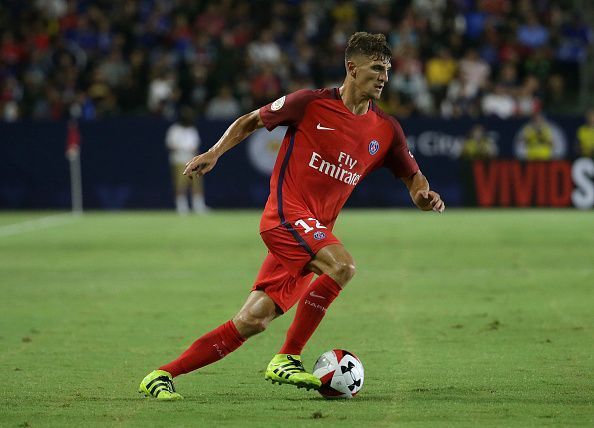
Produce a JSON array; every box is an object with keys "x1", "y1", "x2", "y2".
[{"x1": 415, "y1": 190, "x2": 445, "y2": 213}]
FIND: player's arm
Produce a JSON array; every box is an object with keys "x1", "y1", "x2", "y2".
[
  {"x1": 401, "y1": 171, "x2": 445, "y2": 213},
  {"x1": 183, "y1": 109, "x2": 264, "y2": 178}
]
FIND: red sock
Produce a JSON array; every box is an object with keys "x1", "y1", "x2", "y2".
[
  {"x1": 160, "y1": 320, "x2": 245, "y2": 377},
  {"x1": 279, "y1": 274, "x2": 342, "y2": 355}
]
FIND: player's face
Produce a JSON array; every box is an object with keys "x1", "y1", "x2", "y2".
[{"x1": 353, "y1": 56, "x2": 391, "y2": 100}]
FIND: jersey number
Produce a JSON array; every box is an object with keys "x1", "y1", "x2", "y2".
[{"x1": 294, "y1": 218, "x2": 327, "y2": 234}]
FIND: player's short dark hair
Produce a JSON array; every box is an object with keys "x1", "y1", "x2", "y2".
[{"x1": 345, "y1": 32, "x2": 392, "y2": 63}]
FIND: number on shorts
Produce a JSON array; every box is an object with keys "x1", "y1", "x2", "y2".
[{"x1": 294, "y1": 218, "x2": 327, "y2": 234}]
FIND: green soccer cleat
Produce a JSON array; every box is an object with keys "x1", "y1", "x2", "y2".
[
  {"x1": 138, "y1": 370, "x2": 183, "y2": 400},
  {"x1": 264, "y1": 354, "x2": 322, "y2": 391}
]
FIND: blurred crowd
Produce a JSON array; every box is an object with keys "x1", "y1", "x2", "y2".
[{"x1": 0, "y1": 0, "x2": 592, "y2": 122}]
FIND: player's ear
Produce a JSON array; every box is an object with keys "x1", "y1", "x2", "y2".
[{"x1": 346, "y1": 60, "x2": 357, "y2": 78}]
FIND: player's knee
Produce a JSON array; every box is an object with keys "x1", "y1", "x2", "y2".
[{"x1": 330, "y1": 261, "x2": 356, "y2": 285}]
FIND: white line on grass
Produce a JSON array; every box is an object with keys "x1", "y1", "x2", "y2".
[{"x1": 0, "y1": 213, "x2": 79, "y2": 238}]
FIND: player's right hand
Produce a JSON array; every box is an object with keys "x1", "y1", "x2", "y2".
[
  {"x1": 183, "y1": 151, "x2": 218, "y2": 179},
  {"x1": 415, "y1": 190, "x2": 445, "y2": 213}
]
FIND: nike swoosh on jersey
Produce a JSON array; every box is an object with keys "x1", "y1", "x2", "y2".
[
  {"x1": 309, "y1": 291, "x2": 326, "y2": 299},
  {"x1": 316, "y1": 123, "x2": 335, "y2": 131}
]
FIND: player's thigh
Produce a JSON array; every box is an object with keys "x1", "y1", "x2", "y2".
[
  {"x1": 252, "y1": 252, "x2": 314, "y2": 313},
  {"x1": 261, "y1": 219, "x2": 342, "y2": 278}
]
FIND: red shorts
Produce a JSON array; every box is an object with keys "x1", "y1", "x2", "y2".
[
  {"x1": 252, "y1": 253, "x2": 315, "y2": 313},
  {"x1": 252, "y1": 221, "x2": 341, "y2": 312}
]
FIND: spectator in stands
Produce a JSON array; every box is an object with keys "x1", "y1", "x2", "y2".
[
  {"x1": 194, "y1": 3, "x2": 228, "y2": 38},
  {"x1": 481, "y1": 83, "x2": 516, "y2": 119},
  {"x1": 69, "y1": 91, "x2": 96, "y2": 121},
  {"x1": 461, "y1": 124, "x2": 497, "y2": 160},
  {"x1": 0, "y1": 76, "x2": 22, "y2": 121},
  {"x1": 0, "y1": 1, "x2": 592, "y2": 122},
  {"x1": 0, "y1": 31, "x2": 25, "y2": 67},
  {"x1": 558, "y1": 13, "x2": 593, "y2": 64},
  {"x1": 185, "y1": 64, "x2": 208, "y2": 114},
  {"x1": 250, "y1": 65, "x2": 282, "y2": 108},
  {"x1": 523, "y1": 46, "x2": 552, "y2": 86},
  {"x1": 516, "y1": 75, "x2": 542, "y2": 117},
  {"x1": 441, "y1": 69, "x2": 481, "y2": 118},
  {"x1": 35, "y1": 0, "x2": 67, "y2": 18},
  {"x1": 479, "y1": 19, "x2": 502, "y2": 67},
  {"x1": 247, "y1": 29, "x2": 282, "y2": 69},
  {"x1": 389, "y1": 11, "x2": 419, "y2": 54},
  {"x1": 165, "y1": 106, "x2": 207, "y2": 214},
  {"x1": 117, "y1": 49, "x2": 149, "y2": 114},
  {"x1": 148, "y1": 68, "x2": 179, "y2": 119},
  {"x1": 205, "y1": 86, "x2": 241, "y2": 120},
  {"x1": 87, "y1": 68, "x2": 117, "y2": 117},
  {"x1": 98, "y1": 48, "x2": 129, "y2": 89},
  {"x1": 425, "y1": 46, "x2": 457, "y2": 109},
  {"x1": 555, "y1": 13, "x2": 593, "y2": 93},
  {"x1": 211, "y1": 33, "x2": 242, "y2": 91},
  {"x1": 412, "y1": 0, "x2": 447, "y2": 34},
  {"x1": 463, "y1": 4, "x2": 488, "y2": 42},
  {"x1": 517, "y1": 13, "x2": 550, "y2": 51},
  {"x1": 543, "y1": 73, "x2": 575, "y2": 114},
  {"x1": 458, "y1": 48, "x2": 490, "y2": 97},
  {"x1": 576, "y1": 108, "x2": 594, "y2": 157},
  {"x1": 392, "y1": 46, "x2": 432, "y2": 115},
  {"x1": 288, "y1": 32, "x2": 315, "y2": 79},
  {"x1": 497, "y1": 62, "x2": 519, "y2": 94},
  {"x1": 498, "y1": 32, "x2": 522, "y2": 64},
  {"x1": 519, "y1": 113, "x2": 554, "y2": 161},
  {"x1": 391, "y1": 70, "x2": 432, "y2": 116}
]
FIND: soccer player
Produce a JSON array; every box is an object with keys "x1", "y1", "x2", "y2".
[{"x1": 139, "y1": 32, "x2": 445, "y2": 400}]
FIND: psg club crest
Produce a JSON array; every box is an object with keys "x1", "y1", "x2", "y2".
[
  {"x1": 368, "y1": 140, "x2": 380, "y2": 155},
  {"x1": 313, "y1": 231, "x2": 326, "y2": 240}
]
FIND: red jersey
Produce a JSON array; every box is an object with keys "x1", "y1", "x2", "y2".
[{"x1": 258, "y1": 88, "x2": 419, "y2": 232}]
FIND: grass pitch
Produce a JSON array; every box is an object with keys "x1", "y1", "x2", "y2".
[{"x1": 1, "y1": 209, "x2": 593, "y2": 427}]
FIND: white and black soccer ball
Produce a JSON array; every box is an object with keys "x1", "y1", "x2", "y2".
[{"x1": 313, "y1": 349, "x2": 364, "y2": 399}]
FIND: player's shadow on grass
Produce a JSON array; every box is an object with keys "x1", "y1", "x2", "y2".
[{"x1": 284, "y1": 395, "x2": 394, "y2": 403}]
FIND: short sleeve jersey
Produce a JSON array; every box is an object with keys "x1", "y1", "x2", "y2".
[{"x1": 258, "y1": 88, "x2": 418, "y2": 232}]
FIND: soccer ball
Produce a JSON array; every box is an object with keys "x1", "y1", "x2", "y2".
[{"x1": 312, "y1": 349, "x2": 364, "y2": 399}]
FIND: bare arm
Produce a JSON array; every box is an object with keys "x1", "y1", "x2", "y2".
[
  {"x1": 183, "y1": 109, "x2": 265, "y2": 178},
  {"x1": 401, "y1": 171, "x2": 445, "y2": 213}
]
